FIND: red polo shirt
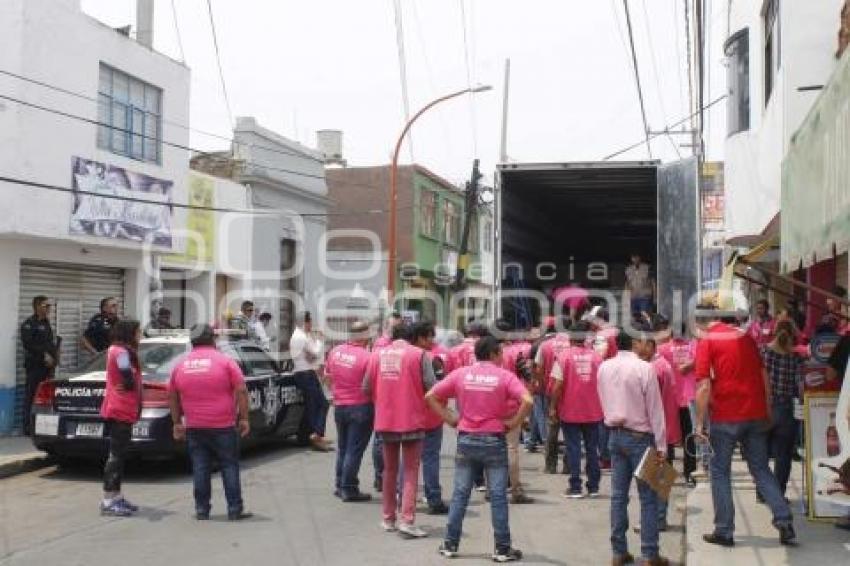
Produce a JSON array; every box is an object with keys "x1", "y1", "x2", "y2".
[{"x1": 695, "y1": 322, "x2": 768, "y2": 423}]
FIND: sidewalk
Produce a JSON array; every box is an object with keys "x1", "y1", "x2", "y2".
[
  {"x1": 0, "y1": 436, "x2": 50, "y2": 479},
  {"x1": 686, "y1": 457, "x2": 850, "y2": 565}
]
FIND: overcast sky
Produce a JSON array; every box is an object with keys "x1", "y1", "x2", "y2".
[{"x1": 81, "y1": 0, "x2": 728, "y2": 185}]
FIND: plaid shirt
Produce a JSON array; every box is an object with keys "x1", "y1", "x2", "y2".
[{"x1": 760, "y1": 347, "x2": 802, "y2": 403}]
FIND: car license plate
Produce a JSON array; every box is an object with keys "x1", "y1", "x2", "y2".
[
  {"x1": 75, "y1": 422, "x2": 104, "y2": 437},
  {"x1": 35, "y1": 414, "x2": 59, "y2": 436},
  {"x1": 132, "y1": 422, "x2": 150, "y2": 438}
]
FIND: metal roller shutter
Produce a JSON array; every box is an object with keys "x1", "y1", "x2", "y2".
[{"x1": 15, "y1": 260, "x2": 124, "y2": 432}]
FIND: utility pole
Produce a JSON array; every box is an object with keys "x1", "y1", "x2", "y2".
[{"x1": 455, "y1": 158, "x2": 482, "y2": 294}]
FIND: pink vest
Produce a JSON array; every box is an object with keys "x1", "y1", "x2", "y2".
[
  {"x1": 659, "y1": 339, "x2": 696, "y2": 407},
  {"x1": 100, "y1": 345, "x2": 141, "y2": 424},
  {"x1": 652, "y1": 355, "x2": 681, "y2": 444},
  {"x1": 371, "y1": 340, "x2": 427, "y2": 433},
  {"x1": 448, "y1": 339, "x2": 477, "y2": 372},
  {"x1": 558, "y1": 346, "x2": 604, "y2": 423},
  {"x1": 540, "y1": 335, "x2": 571, "y2": 393},
  {"x1": 327, "y1": 342, "x2": 371, "y2": 406}
]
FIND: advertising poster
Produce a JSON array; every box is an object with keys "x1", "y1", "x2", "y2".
[
  {"x1": 803, "y1": 333, "x2": 842, "y2": 394},
  {"x1": 805, "y1": 388, "x2": 850, "y2": 520},
  {"x1": 69, "y1": 156, "x2": 173, "y2": 248},
  {"x1": 164, "y1": 173, "x2": 215, "y2": 265}
]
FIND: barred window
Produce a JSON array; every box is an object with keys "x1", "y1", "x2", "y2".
[
  {"x1": 443, "y1": 200, "x2": 460, "y2": 246},
  {"x1": 97, "y1": 64, "x2": 162, "y2": 163},
  {"x1": 420, "y1": 190, "x2": 436, "y2": 237}
]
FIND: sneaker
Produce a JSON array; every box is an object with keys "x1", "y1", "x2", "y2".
[
  {"x1": 439, "y1": 541, "x2": 459, "y2": 558},
  {"x1": 563, "y1": 490, "x2": 584, "y2": 499},
  {"x1": 778, "y1": 523, "x2": 797, "y2": 546},
  {"x1": 195, "y1": 511, "x2": 210, "y2": 520},
  {"x1": 427, "y1": 501, "x2": 450, "y2": 515},
  {"x1": 381, "y1": 520, "x2": 397, "y2": 532},
  {"x1": 510, "y1": 493, "x2": 535, "y2": 504},
  {"x1": 227, "y1": 511, "x2": 254, "y2": 521},
  {"x1": 398, "y1": 522, "x2": 428, "y2": 539},
  {"x1": 100, "y1": 499, "x2": 133, "y2": 517},
  {"x1": 492, "y1": 546, "x2": 523, "y2": 562},
  {"x1": 117, "y1": 497, "x2": 139, "y2": 512},
  {"x1": 587, "y1": 491, "x2": 600, "y2": 499},
  {"x1": 342, "y1": 491, "x2": 372, "y2": 503},
  {"x1": 702, "y1": 533, "x2": 735, "y2": 547},
  {"x1": 475, "y1": 485, "x2": 487, "y2": 493}
]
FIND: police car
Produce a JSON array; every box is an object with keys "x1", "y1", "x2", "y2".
[{"x1": 30, "y1": 332, "x2": 308, "y2": 461}]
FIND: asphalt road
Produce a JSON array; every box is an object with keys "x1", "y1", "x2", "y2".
[{"x1": 0, "y1": 426, "x2": 686, "y2": 565}]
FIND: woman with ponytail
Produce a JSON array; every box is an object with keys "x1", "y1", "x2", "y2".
[{"x1": 760, "y1": 320, "x2": 803, "y2": 498}]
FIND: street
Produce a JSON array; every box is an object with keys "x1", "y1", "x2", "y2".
[{"x1": 0, "y1": 426, "x2": 686, "y2": 566}]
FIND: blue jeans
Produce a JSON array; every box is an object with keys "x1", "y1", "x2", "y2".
[
  {"x1": 334, "y1": 403, "x2": 374, "y2": 496},
  {"x1": 422, "y1": 426, "x2": 444, "y2": 505},
  {"x1": 187, "y1": 428, "x2": 243, "y2": 515},
  {"x1": 709, "y1": 419, "x2": 793, "y2": 538},
  {"x1": 294, "y1": 370, "x2": 329, "y2": 437},
  {"x1": 609, "y1": 429, "x2": 659, "y2": 561},
  {"x1": 767, "y1": 401, "x2": 796, "y2": 496},
  {"x1": 446, "y1": 433, "x2": 511, "y2": 549},
  {"x1": 526, "y1": 394, "x2": 548, "y2": 448},
  {"x1": 562, "y1": 421, "x2": 601, "y2": 493},
  {"x1": 599, "y1": 423, "x2": 611, "y2": 461}
]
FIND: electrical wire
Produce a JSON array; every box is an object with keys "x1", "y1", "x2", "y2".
[
  {"x1": 602, "y1": 94, "x2": 726, "y2": 160},
  {"x1": 0, "y1": 174, "x2": 413, "y2": 218},
  {"x1": 622, "y1": 0, "x2": 653, "y2": 159},
  {"x1": 392, "y1": 0, "x2": 414, "y2": 161},
  {"x1": 0, "y1": 90, "x2": 392, "y2": 193},
  {"x1": 170, "y1": 0, "x2": 186, "y2": 63},
  {"x1": 205, "y1": 0, "x2": 234, "y2": 128},
  {"x1": 684, "y1": 0, "x2": 696, "y2": 152},
  {"x1": 639, "y1": 0, "x2": 679, "y2": 158},
  {"x1": 459, "y1": 0, "x2": 478, "y2": 157},
  {"x1": 672, "y1": 0, "x2": 687, "y2": 119}
]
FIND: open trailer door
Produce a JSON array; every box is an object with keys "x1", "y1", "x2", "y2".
[{"x1": 657, "y1": 157, "x2": 700, "y2": 324}]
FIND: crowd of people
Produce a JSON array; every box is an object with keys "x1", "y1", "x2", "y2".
[{"x1": 19, "y1": 280, "x2": 850, "y2": 562}]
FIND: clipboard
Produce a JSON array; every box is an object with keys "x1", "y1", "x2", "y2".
[{"x1": 634, "y1": 447, "x2": 679, "y2": 501}]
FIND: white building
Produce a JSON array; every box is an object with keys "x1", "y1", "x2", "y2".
[
  {"x1": 724, "y1": 0, "x2": 843, "y2": 241},
  {"x1": 0, "y1": 0, "x2": 192, "y2": 433}
]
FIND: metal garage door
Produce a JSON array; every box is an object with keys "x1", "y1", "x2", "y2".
[{"x1": 15, "y1": 260, "x2": 124, "y2": 431}]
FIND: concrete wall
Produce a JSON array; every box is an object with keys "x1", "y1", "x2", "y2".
[{"x1": 724, "y1": 0, "x2": 843, "y2": 238}]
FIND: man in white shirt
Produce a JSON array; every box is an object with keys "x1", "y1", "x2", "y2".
[{"x1": 290, "y1": 311, "x2": 331, "y2": 451}]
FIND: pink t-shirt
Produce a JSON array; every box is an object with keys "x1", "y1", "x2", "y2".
[
  {"x1": 658, "y1": 339, "x2": 697, "y2": 407},
  {"x1": 325, "y1": 342, "x2": 370, "y2": 406},
  {"x1": 373, "y1": 334, "x2": 392, "y2": 351},
  {"x1": 555, "y1": 346, "x2": 604, "y2": 423},
  {"x1": 431, "y1": 361, "x2": 529, "y2": 434},
  {"x1": 170, "y1": 346, "x2": 246, "y2": 429},
  {"x1": 448, "y1": 338, "x2": 477, "y2": 372},
  {"x1": 652, "y1": 354, "x2": 682, "y2": 445},
  {"x1": 748, "y1": 317, "x2": 777, "y2": 347}
]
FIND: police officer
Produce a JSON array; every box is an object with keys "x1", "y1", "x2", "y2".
[
  {"x1": 82, "y1": 297, "x2": 119, "y2": 355},
  {"x1": 20, "y1": 296, "x2": 59, "y2": 435}
]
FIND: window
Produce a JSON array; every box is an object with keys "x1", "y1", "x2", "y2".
[
  {"x1": 420, "y1": 189, "x2": 436, "y2": 237},
  {"x1": 763, "y1": 0, "x2": 780, "y2": 105},
  {"x1": 443, "y1": 200, "x2": 460, "y2": 246},
  {"x1": 97, "y1": 64, "x2": 162, "y2": 163},
  {"x1": 725, "y1": 28, "x2": 750, "y2": 136}
]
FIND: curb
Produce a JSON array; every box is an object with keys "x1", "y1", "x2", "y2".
[{"x1": 0, "y1": 454, "x2": 53, "y2": 480}]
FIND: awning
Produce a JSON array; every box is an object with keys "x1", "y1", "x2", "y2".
[{"x1": 782, "y1": 49, "x2": 850, "y2": 272}]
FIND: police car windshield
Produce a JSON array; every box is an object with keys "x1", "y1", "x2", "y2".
[{"x1": 77, "y1": 343, "x2": 188, "y2": 382}]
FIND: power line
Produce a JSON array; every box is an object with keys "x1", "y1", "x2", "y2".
[
  {"x1": 639, "y1": 0, "x2": 678, "y2": 158},
  {"x1": 0, "y1": 174, "x2": 412, "y2": 218},
  {"x1": 0, "y1": 89, "x2": 391, "y2": 193},
  {"x1": 622, "y1": 0, "x2": 653, "y2": 159},
  {"x1": 602, "y1": 94, "x2": 726, "y2": 160},
  {"x1": 672, "y1": 0, "x2": 687, "y2": 118},
  {"x1": 684, "y1": 0, "x2": 696, "y2": 154},
  {"x1": 170, "y1": 0, "x2": 186, "y2": 63},
  {"x1": 459, "y1": 0, "x2": 478, "y2": 156},
  {"x1": 205, "y1": 0, "x2": 234, "y2": 128},
  {"x1": 392, "y1": 0, "x2": 414, "y2": 161}
]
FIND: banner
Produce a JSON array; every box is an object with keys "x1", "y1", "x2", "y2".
[
  {"x1": 164, "y1": 173, "x2": 215, "y2": 265},
  {"x1": 69, "y1": 156, "x2": 173, "y2": 248},
  {"x1": 805, "y1": 390, "x2": 849, "y2": 520}
]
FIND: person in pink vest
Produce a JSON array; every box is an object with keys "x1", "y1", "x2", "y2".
[
  {"x1": 500, "y1": 330, "x2": 535, "y2": 504},
  {"x1": 748, "y1": 299, "x2": 777, "y2": 347},
  {"x1": 549, "y1": 320, "x2": 604, "y2": 498},
  {"x1": 583, "y1": 307, "x2": 619, "y2": 471},
  {"x1": 325, "y1": 320, "x2": 374, "y2": 502},
  {"x1": 169, "y1": 324, "x2": 252, "y2": 521},
  {"x1": 411, "y1": 320, "x2": 450, "y2": 515},
  {"x1": 427, "y1": 336, "x2": 532, "y2": 562},
  {"x1": 364, "y1": 323, "x2": 435, "y2": 538},
  {"x1": 447, "y1": 322, "x2": 488, "y2": 373},
  {"x1": 99, "y1": 319, "x2": 142, "y2": 517},
  {"x1": 656, "y1": 320, "x2": 698, "y2": 485},
  {"x1": 534, "y1": 317, "x2": 572, "y2": 474},
  {"x1": 373, "y1": 311, "x2": 402, "y2": 351},
  {"x1": 645, "y1": 334, "x2": 680, "y2": 532}
]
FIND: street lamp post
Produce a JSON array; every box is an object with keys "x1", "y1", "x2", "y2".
[{"x1": 386, "y1": 85, "x2": 492, "y2": 308}]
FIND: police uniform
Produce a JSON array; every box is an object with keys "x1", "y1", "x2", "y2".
[
  {"x1": 20, "y1": 315, "x2": 58, "y2": 434},
  {"x1": 84, "y1": 313, "x2": 115, "y2": 353}
]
